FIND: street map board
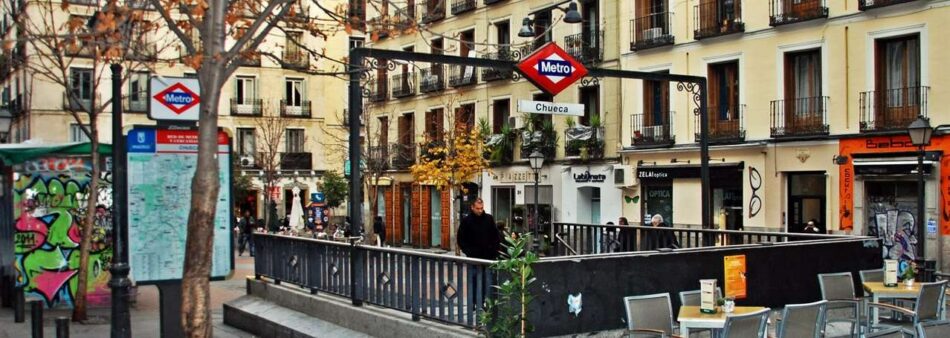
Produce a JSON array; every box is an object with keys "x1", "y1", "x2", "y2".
[{"x1": 126, "y1": 127, "x2": 233, "y2": 283}]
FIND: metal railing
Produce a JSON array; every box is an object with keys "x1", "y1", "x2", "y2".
[
  {"x1": 125, "y1": 93, "x2": 148, "y2": 113},
  {"x1": 859, "y1": 0, "x2": 919, "y2": 11},
  {"x1": 62, "y1": 92, "x2": 94, "y2": 111},
  {"x1": 391, "y1": 72, "x2": 416, "y2": 98},
  {"x1": 71, "y1": 0, "x2": 99, "y2": 5},
  {"x1": 236, "y1": 53, "x2": 261, "y2": 67},
  {"x1": 127, "y1": 43, "x2": 158, "y2": 61},
  {"x1": 695, "y1": 104, "x2": 745, "y2": 143},
  {"x1": 693, "y1": 0, "x2": 744, "y2": 40},
  {"x1": 282, "y1": 51, "x2": 309, "y2": 69},
  {"x1": 280, "y1": 152, "x2": 312, "y2": 170},
  {"x1": 368, "y1": 79, "x2": 388, "y2": 102},
  {"x1": 280, "y1": 100, "x2": 312, "y2": 118},
  {"x1": 770, "y1": 96, "x2": 829, "y2": 137},
  {"x1": 451, "y1": 0, "x2": 476, "y2": 15},
  {"x1": 484, "y1": 0, "x2": 505, "y2": 4},
  {"x1": 127, "y1": 0, "x2": 152, "y2": 9},
  {"x1": 630, "y1": 12, "x2": 675, "y2": 51},
  {"x1": 419, "y1": 65, "x2": 446, "y2": 93},
  {"x1": 448, "y1": 64, "x2": 477, "y2": 87},
  {"x1": 419, "y1": 3, "x2": 445, "y2": 23},
  {"x1": 230, "y1": 98, "x2": 263, "y2": 116},
  {"x1": 631, "y1": 112, "x2": 675, "y2": 147},
  {"x1": 253, "y1": 234, "x2": 495, "y2": 328},
  {"x1": 546, "y1": 223, "x2": 849, "y2": 256},
  {"x1": 563, "y1": 126, "x2": 605, "y2": 158},
  {"x1": 391, "y1": 143, "x2": 416, "y2": 169},
  {"x1": 480, "y1": 50, "x2": 513, "y2": 82},
  {"x1": 564, "y1": 30, "x2": 604, "y2": 65},
  {"x1": 769, "y1": 0, "x2": 827, "y2": 26},
  {"x1": 367, "y1": 145, "x2": 389, "y2": 170},
  {"x1": 65, "y1": 42, "x2": 95, "y2": 57},
  {"x1": 859, "y1": 86, "x2": 929, "y2": 132}
]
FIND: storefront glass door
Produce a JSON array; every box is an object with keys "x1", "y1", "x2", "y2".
[
  {"x1": 787, "y1": 173, "x2": 826, "y2": 233},
  {"x1": 430, "y1": 188, "x2": 441, "y2": 247},
  {"x1": 492, "y1": 187, "x2": 515, "y2": 231},
  {"x1": 402, "y1": 186, "x2": 411, "y2": 244},
  {"x1": 643, "y1": 184, "x2": 673, "y2": 226},
  {"x1": 865, "y1": 181, "x2": 918, "y2": 261}
]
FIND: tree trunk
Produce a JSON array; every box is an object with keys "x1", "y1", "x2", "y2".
[
  {"x1": 181, "y1": 83, "x2": 221, "y2": 338},
  {"x1": 72, "y1": 128, "x2": 100, "y2": 322}
]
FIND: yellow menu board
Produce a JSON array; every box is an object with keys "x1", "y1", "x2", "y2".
[{"x1": 724, "y1": 255, "x2": 747, "y2": 299}]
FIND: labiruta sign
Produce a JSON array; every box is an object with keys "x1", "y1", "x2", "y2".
[{"x1": 515, "y1": 42, "x2": 589, "y2": 96}]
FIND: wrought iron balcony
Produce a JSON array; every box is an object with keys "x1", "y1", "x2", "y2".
[
  {"x1": 419, "y1": 3, "x2": 445, "y2": 23},
  {"x1": 694, "y1": 0, "x2": 744, "y2": 40},
  {"x1": 391, "y1": 72, "x2": 416, "y2": 98},
  {"x1": 520, "y1": 130, "x2": 556, "y2": 160},
  {"x1": 419, "y1": 66, "x2": 446, "y2": 93},
  {"x1": 236, "y1": 53, "x2": 261, "y2": 67},
  {"x1": 484, "y1": 0, "x2": 505, "y2": 4},
  {"x1": 63, "y1": 92, "x2": 94, "y2": 111},
  {"x1": 280, "y1": 100, "x2": 312, "y2": 118},
  {"x1": 770, "y1": 0, "x2": 827, "y2": 26},
  {"x1": 859, "y1": 0, "x2": 919, "y2": 11},
  {"x1": 367, "y1": 146, "x2": 389, "y2": 170},
  {"x1": 125, "y1": 93, "x2": 148, "y2": 113},
  {"x1": 859, "y1": 86, "x2": 929, "y2": 132},
  {"x1": 480, "y1": 49, "x2": 514, "y2": 82},
  {"x1": 564, "y1": 126, "x2": 605, "y2": 159},
  {"x1": 282, "y1": 51, "x2": 309, "y2": 69},
  {"x1": 694, "y1": 104, "x2": 745, "y2": 144},
  {"x1": 280, "y1": 152, "x2": 312, "y2": 170},
  {"x1": 630, "y1": 12, "x2": 675, "y2": 51},
  {"x1": 368, "y1": 79, "x2": 388, "y2": 102},
  {"x1": 230, "y1": 98, "x2": 263, "y2": 116},
  {"x1": 127, "y1": 42, "x2": 158, "y2": 61},
  {"x1": 770, "y1": 96, "x2": 829, "y2": 137},
  {"x1": 631, "y1": 112, "x2": 675, "y2": 147},
  {"x1": 448, "y1": 64, "x2": 477, "y2": 87},
  {"x1": 451, "y1": 0, "x2": 476, "y2": 15},
  {"x1": 390, "y1": 143, "x2": 416, "y2": 169},
  {"x1": 564, "y1": 30, "x2": 604, "y2": 65}
]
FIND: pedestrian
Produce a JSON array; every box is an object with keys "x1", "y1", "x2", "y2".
[
  {"x1": 645, "y1": 214, "x2": 679, "y2": 250},
  {"x1": 804, "y1": 219, "x2": 821, "y2": 234},
  {"x1": 457, "y1": 198, "x2": 502, "y2": 260},
  {"x1": 602, "y1": 221, "x2": 620, "y2": 253},
  {"x1": 238, "y1": 210, "x2": 255, "y2": 256},
  {"x1": 618, "y1": 217, "x2": 634, "y2": 251},
  {"x1": 373, "y1": 216, "x2": 386, "y2": 246}
]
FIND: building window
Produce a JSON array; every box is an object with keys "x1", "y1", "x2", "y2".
[
  {"x1": 349, "y1": 36, "x2": 365, "y2": 50},
  {"x1": 579, "y1": 86, "x2": 599, "y2": 126},
  {"x1": 492, "y1": 99, "x2": 510, "y2": 134},
  {"x1": 455, "y1": 103, "x2": 474, "y2": 131},
  {"x1": 643, "y1": 71, "x2": 670, "y2": 129},
  {"x1": 237, "y1": 128, "x2": 256, "y2": 156},
  {"x1": 398, "y1": 113, "x2": 414, "y2": 145},
  {"x1": 70, "y1": 68, "x2": 93, "y2": 101},
  {"x1": 129, "y1": 72, "x2": 149, "y2": 112},
  {"x1": 785, "y1": 49, "x2": 821, "y2": 101},
  {"x1": 235, "y1": 76, "x2": 257, "y2": 104},
  {"x1": 533, "y1": 9, "x2": 552, "y2": 49},
  {"x1": 425, "y1": 108, "x2": 444, "y2": 141},
  {"x1": 70, "y1": 124, "x2": 90, "y2": 143},
  {"x1": 285, "y1": 78, "x2": 304, "y2": 107},
  {"x1": 492, "y1": 186, "x2": 515, "y2": 229},
  {"x1": 495, "y1": 20, "x2": 510, "y2": 50},
  {"x1": 285, "y1": 129, "x2": 304, "y2": 153},
  {"x1": 707, "y1": 60, "x2": 742, "y2": 140},
  {"x1": 876, "y1": 34, "x2": 920, "y2": 111}
]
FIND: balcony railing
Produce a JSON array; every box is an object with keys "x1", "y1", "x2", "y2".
[
  {"x1": 71, "y1": 0, "x2": 99, "y2": 5},
  {"x1": 419, "y1": 66, "x2": 446, "y2": 93},
  {"x1": 419, "y1": 3, "x2": 445, "y2": 23},
  {"x1": 127, "y1": 43, "x2": 158, "y2": 61},
  {"x1": 368, "y1": 79, "x2": 388, "y2": 102},
  {"x1": 859, "y1": 0, "x2": 919, "y2": 11},
  {"x1": 392, "y1": 8, "x2": 416, "y2": 29},
  {"x1": 859, "y1": 86, "x2": 929, "y2": 132},
  {"x1": 127, "y1": 0, "x2": 152, "y2": 10},
  {"x1": 367, "y1": 146, "x2": 389, "y2": 170},
  {"x1": 484, "y1": 0, "x2": 505, "y2": 4},
  {"x1": 236, "y1": 53, "x2": 261, "y2": 67},
  {"x1": 63, "y1": 92, "x2": 94, "y2": 111},
  {"x1": 564, "y1": 30, "x2": 604, "y2": 65},
  {"x1": 564, "y1": 126, "x2": 605, "y2": 159},
  {"x1": 770, "y1": 96, "x2": 829, "y2": 137},
  {"x1": 125, "y1": 93, "x2": 148, "y2": 113},
  {"x1": 769, "y1": 0, "x2": 827, "y2": 26},
  {"x1": 448, "y1": 64, "x2": 477, "y2": 87},
  {"x1": 630, "y1": 12, "x2": 675, "y2": 51},
  {"x1": 694, "y1": 0, "x2": 744, "y2": 40},
  {"x1": 390, "y1": 143, "x2": 416, "y2": 169},
  {"x1": 631, "y1": 112, "x2": 675, "y2": 147},
  {"x1": 342, "y1": 109, "x2": 365, "y2": 126},
  {"x1": 451, "y1": 0, "x2": 476, "y2": 15},
  {"x1": 282, "y1": 51, "x2": 309, "y2": 69},
  {"x1": 480, "y1": 49, "x2": 514, "y2": 82},
  {"x1": 230, "y1": 98, "x2": 263, "y2": 116},
  {"x1": 280, "y1": 100, "x2": 311, "y2": 118},
  {"x1": 694, "y1": 104, "x2": 745, "y2": 143},
  {"x1": 391, "y1": 72, "x2": 416, "y2": 98},
  {"x1": 65, "y1": 43, "x2": 95, "y2": 58},
  {"x1": 280, "y1": 152, "x2": 312, "y2": 170}
]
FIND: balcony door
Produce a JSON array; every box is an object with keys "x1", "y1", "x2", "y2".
[
  {"x1": 708, "y1": 61, "x2": 740, "y2": 137},
  {"x1": 581, "y1": 0, "x2": 599, "y2": 51},
  {"x1": 285, "y1": 78, "x2": 304, "y2": 107},
  {"x1": 642, "y1": 71, "x2": 670, "y2": 141},
  {"x1": 235, "y1": 76, "x2": 257, "y2": 105},
  {"x1": 875, "y1": 34, "x2": 920, "y2": 124},
  {"x1": 635, "y1": 0, "x2": 667, "y2": 34},
  {"x1": 784, "y1": 49, "x2": 821, "y2": 132}
]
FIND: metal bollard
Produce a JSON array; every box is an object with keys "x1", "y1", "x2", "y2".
[
  {"x1": 14, "y1": 287, "x2": 24, "y2": 323},
  {"x1": 56, "y1": 316, "x2": 70, "y2": 338},
  {"x1": 30, "y1": 299, "x2": 43, "y2": 338}
]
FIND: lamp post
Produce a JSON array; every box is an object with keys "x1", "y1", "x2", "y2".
[
  {"x1": 528, "y1": 151, "x2": 544, "y2": 247},
  {"x1": 908, "y1": 116, "x2": 933, "y2": 260},
  {"x1": 517, "y1": 1, "x2": 583, "y2": 38}
]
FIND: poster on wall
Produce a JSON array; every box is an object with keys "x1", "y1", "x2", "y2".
[
  {"x1": 724, "y1": 254, "x2": 747, "y2": 299},
  {"x1": 126, "y1": 127, "x2": 233, "y2": 283}
]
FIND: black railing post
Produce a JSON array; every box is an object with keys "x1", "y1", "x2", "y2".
[
  {"x1": 14, "y1": 286, "x2": 24, "y2": 322},
  {"x1": 30, "y1": 299, "x2": 42, "y2": 338},
  {"x1": 56, "y1": 316, "x2": 69, "y2": 338},
  {"x1": 350, "y1": 241, "x2": 365, "y2": 306},
  {"x1": 410, "y1": 255, "x2": 421, "y2": 321}
]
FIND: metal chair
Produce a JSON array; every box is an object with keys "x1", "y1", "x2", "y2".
[
  {"x1": 775, "y1": 300, "x2": 827, "y2": 338},
  {"x1": 865, "y1": 326, "x2": 907, "y2": 338},
  {"x1": 865, "y1": 280, "x2": 948, "y2": 336},
  {"x1": 818, "y1": 272, "x2": 862, "y2": 337},
  {"x1": 679, "y1": 287, "x2": 724, "y2": 306},
  {"x1": 721, "y1": 308, "x2": 770, "y2": 338},
  {"x1": 623, "y1": 293, "x2": 676, "y2": 338},
  {"x1": 860, "y1": 269, "x2": 885, "y2": 295},
  {"x1": 916, "y1": 320, "x2": 950, "y2": 338}
]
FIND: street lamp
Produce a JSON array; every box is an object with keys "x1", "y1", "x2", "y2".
[
  {"x1": 908, "y1": 116, "x2": 933, "y2": 260},
  {"x1": 528, "y1": 151, "x2": 544, "y2": 246},
  {"x1": 517, "y1": 1, "x2": 583, "y2": 38}
]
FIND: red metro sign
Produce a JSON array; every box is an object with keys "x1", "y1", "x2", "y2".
[
  {"x1": 153, "y1": 82, "x2": 200, "y2": 115},
  {"x1": 516, "y1": 42, "x2": 589, "y2": 96}
]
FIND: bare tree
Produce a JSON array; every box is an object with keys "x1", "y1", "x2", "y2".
[{"x1": 252, "y1": 101, "x2": 294, "y2": 229}]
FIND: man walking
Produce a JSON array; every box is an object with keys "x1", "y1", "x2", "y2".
[
  {"x1": 238, "y1": 211, "x2": 256, "y2": 256},
  {"x1": 457, "y1": 198, "x2": 502, "y2": 260}
]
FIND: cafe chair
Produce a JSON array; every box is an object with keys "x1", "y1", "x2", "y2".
[
  {"x1": 623, "y1": 293, "x2": 676, "y2": 338},
  {"x1": 916, "y1": 320, "x2": 950, "y2": 337},
  {"x1": 721, "y1": 307, "x2": 770, "y2": 338},
  {"x1": 865, "y1": 280, "x2": 948, "y2": 336},
  {"x1": 679, "y1": 288, "x2": 724, "y2": 306},
  {"x1": 862, "y1": 268, "x2": 910, "y2": 320},
  {"x1": 818, "y1": 272, "x2": 863, "y2": 337},
  {"x1": 774, "y1": 300, "x2": 826, "y2": 338},
  {"x1": 865, "y1": 326, "x2": 908, "y2": 338}
]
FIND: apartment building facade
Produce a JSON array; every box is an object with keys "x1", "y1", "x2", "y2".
[
  {"x1": 0, "y1": 0, "x2": 350, "y2": 220},
  {"x1": 357, "y1": 0, "x2": 625, "y2": 249}
]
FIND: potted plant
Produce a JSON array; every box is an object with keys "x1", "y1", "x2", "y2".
[{"x1": 902, "y1": 262, "x2": 917, "y2": 287}]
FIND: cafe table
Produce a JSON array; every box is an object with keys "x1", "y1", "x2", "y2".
[
  {"x1": 677, "y1": 305, "x2": 768, "y2": 337},
  {"x1": 862, "y1": 281, "x2": 932, "y2": 325}
]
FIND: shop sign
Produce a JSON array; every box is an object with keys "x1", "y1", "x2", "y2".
[
  {"x1": 494, "y1": 171, "x2": 546, "y2": 183},
  {"x1": 637, "y1": 163, "x2": 744, "y2": 180},
  {"x1": 573, "y1": 170, "x2": 606, "y2": 183}
]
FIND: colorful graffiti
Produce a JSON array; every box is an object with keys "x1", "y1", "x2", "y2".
[
  {"x1": 13, "y1": 156, "x2": 113, "y2": 308},
  {"x1": 868, "y1": 208, "x2": 918, "y2": 262}
]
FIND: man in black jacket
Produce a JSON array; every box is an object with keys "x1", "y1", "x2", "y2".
[{"x1": 457, "y1": 198, "x2": 502, "y2": 260}]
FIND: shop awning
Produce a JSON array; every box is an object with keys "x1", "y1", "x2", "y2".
[
  {"x1": 0, "y1": 142, "x2": 112, "y2": 165},
  {"x1": 852, "y1": 157, "x2": 934, "y2": 176}
]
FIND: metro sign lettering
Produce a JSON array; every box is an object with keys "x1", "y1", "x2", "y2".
[
  {"x1": 516, "y1": 42, "x2": 588, "y2": 96},
  {"x1": 153, "y1": 82, "x2": 200, "y2": 115}
]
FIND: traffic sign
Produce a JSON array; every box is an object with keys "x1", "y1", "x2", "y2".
[
  {"x1": 515, "y1": 42, "x2": 588, "y2": 96},
  {"x1": 149, "y1": 77, "x2": 201, "y2": 121}
]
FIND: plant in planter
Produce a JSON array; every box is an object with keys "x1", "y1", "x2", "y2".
[
  {"x1": 479, "y1": 234, "x2": 539, "y2": 338},
  {"x1": 902, "y1": 261, "x2": 917, "y2": 286},
  {"x1": 585, "y1": 114, "x2": 604, "y2": 159}
]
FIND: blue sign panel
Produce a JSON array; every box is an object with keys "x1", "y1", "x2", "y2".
[
  {"x1": 537, "y1": 60, "x2": 573, "y2": 77},
  {"x1": 127, "y1": 129, "x2": 156, "y2": 153}
]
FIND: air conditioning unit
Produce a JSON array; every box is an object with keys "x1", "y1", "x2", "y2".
[
  {"x1": 643, "y1": 28, "x2": 663, "y2": 40},
  {"x1": 613, "y1": 165, "x2": 636, "y2": 187},
  {"x1": 508, "y1": 116, "x2": 525, "y2": 130},
  {"x1": 240, "y1": 155, "x2": 255, "y2": 168}
]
